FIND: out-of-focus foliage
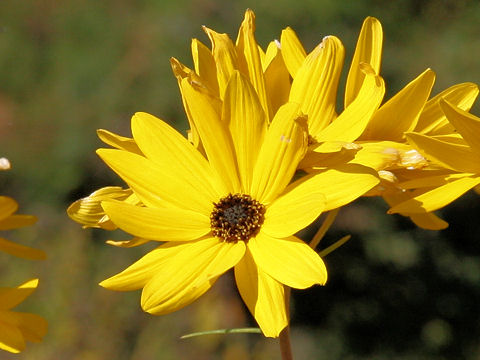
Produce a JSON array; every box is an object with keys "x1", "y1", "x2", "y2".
[{"x1": 0, "y1": 0, "x2": 479, "y2": 359}]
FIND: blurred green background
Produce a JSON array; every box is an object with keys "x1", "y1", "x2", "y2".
[{"x1": 1, "y1": 0, "x2": 480, "y2": 359}]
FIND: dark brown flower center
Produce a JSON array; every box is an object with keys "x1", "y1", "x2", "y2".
[{"x1": 210, "y1": 193, "x2": 265, "y2": 243}]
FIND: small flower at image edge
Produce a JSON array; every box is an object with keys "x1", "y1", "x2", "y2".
[
  {"x1": 0, "y1": 279, "x2": 48, "y2": 353},
  {"x1": 0, "y1": 196, "x2": 45, "y2": 260}
]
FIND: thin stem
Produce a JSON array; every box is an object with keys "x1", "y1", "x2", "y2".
[
  {"x1": 279, "y1": 326, "x2": 293, "y2": 360},
  {"x1": 309, "y1": 209, "x2": 340, "y2": 250},
  {"x1": 278, "y1": 209, "x2": 340, "y2": 360},
  {"x1": 279, "y1": 285, "x2": 293, "y2": 360}
]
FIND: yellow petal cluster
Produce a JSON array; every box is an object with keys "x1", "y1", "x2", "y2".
[
  {"x1": 0, "y1": 160, "x2": 47, "y2": 353},
  {"x1": 290, "y1": 16, "x2": 478, "y2": 230},
  {"x1": 387, "y1": 100, "x2": 480, "y2": 215},
  {"x1": 0, "y1": 279, "x2": 47, "y2": 353},
  {"x1": 67, "y1": 9, "x2": 480, "y2": 339}
]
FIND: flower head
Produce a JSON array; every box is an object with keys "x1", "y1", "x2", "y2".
[
  {"x1": 0, "y1": 160, "x2": 47, "y2": 352},
  {"x1": 70, "y1": 10, "x2": 381, "y2": 338},
  {"x1": 93, "y1": 80, "x2": 378, "y2": 338},
  {"x1": 0, "y1": 279, "x2": 47, "y2": 353}
]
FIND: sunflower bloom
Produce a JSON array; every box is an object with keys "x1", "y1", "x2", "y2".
[
  {"x1": 0, "y1": 279, "x2": 47, "y2": 353},
  {"x1": 68, "y1": 11, "x2": 380, "y2": 337},
  {"x1": 97, "y1": 110, "x2": 323, "y2": 338},
  {"x1": 95, "y1": 67, "x2": 379, "y2": 337}
]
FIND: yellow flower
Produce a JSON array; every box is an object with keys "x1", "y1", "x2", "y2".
[
  {"x1": 0, "y1": 195, "x2": 45, "y2": 260},
  {"x1": 67, "y1": 11, "x2": 380, "y2": 337},
  {"x1": 170, "y1": 9, "x2": 384, "y2": 205},
  {"x1": 173, "y1": 12, "x2": 385, "y2": 155},
  {"x1": 66, "y1": 130, "x2": 143, "y2": 232},
  {"x1": 0, "y1": 279, "x2": 47, "y2": 353},
  {"x1": 285, "y1": 15, "x2": 477, "y2": 230},
  {"x1": 386, "y1": 99, "x2": 480, "y2": 214},
  {"x1": 354, "y1": 76, "x2": 478, "y2": 229},
  {"x1": 95, "y1": 69, "x2": 379, "y2": 337}
]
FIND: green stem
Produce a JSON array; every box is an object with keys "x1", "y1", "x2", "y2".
[
  {"x1": 309, "y1": 209, "x2": 340, "y2": 249},
  {"x1": 278, "y1": 209, "x2": 340, "y2": 360}
]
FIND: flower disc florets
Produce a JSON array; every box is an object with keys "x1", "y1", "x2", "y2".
[{"x1": 210, "y1": 193, "x2": 266, "y2": 243}]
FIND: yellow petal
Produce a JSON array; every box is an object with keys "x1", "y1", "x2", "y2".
[
  {"x1": 0, "y1": 320, "x2": 24, "y2": 353},
  {"x1": 67, "y1": 186, "x2": 133, "y2": 229},
  {"x1": 280, "y1": 27, "x2": 306, "y2": 78},
  {"x1": 100, "y1": 243, "x2": 179, "y2": 291},
  {"x1": 96, "y1": 149, "x2": 214, "y2": 214},
  {"x1": 409, "y1": 213, "x2": 448, "y2": 230},
  {"x1": 351, "y1": 141, "x2": 419, "y2": 171},
  {"x1": 257, "y1": 43, "x2": 266, "y2": 66},
  {"x1": 248, "y1": 233, "x2": 327, "y2": 289},
  {"x1": 106, "y1": 237, "x2": 150, "y2": 248},
  {"x1": 388, "y1": 176, "x2": 480, "y2": 213},
  {"x1": 312, "y1": 141, "x2": 362, "y2": 154},
  {"x1": 316, "y1": 69, "x2": 384, "y2": 142},
  {"x1": 234, "y1": 250, "x2": 287, "y2": 338},
  {"x1": 170, "y1": 57, "x2": 213, "y2": 151},
  {"x1": 223, "y1": 71, "x2": 267, "y2": 192},
  {"x1": 399, "y1": 173, "x2": 468, "y2": 190},
  {"x1": 0, "y1": 196, "x2": 18, "y2": 222},
  {"x1": 203, "y1": 26, "x2": 239, "y2": 98},
  {"x1": 180, "y1": 77, "x2": 241, "y2": 193},
  {"x1": 141, "y1": 238, "x2": 245, "y2": 314},
  {"x1": 236, "y1": 9, "x2": 269, "y2": 118},
  {"x1": 263, "y1": 41, "x2": 291, "y2": 117},
  {"x1": 416, "y1": 82, "x2": 479, "y2": 135},
  {"x1": 382, "y1": 191, "x2": 448, "y2": 230},
  {"x1": 262, "y1": 40, "x2": 277, "y2": 70},
  {"x1": 102, "y1": 200, "x2": 210, "y2": 241},
  {"x1": 362, "y1": 69, "x2": 435, "y2": 141},
  {"x1": 262, "y1": 185, "x2": 325, "y2": 238},
  {"x1": 96, "y1": 129, "x2": 142, "y2": 155},
  {"x1": 289, "y1": 36, "x2": 345, "y2": 135},
  {"x1": 13, "y1": 312, "x2": 48, "y2": 343},
  {"x1": 287, "y1": 164, "x2": 379, "y2": 211},
  {"x1": 440, "y1": 99, "x2": 480, "y2": 154},
  {"x1": 431, "y1": 133, "x2": 466, "y2": 145},
  {"x1": 0, "y1": 238, "x2": 46, "y2": 260},
  {"x1": 250, "y1": 102, "x2": 308, "y2": 204},
  {"x1": 191, "y1": 38, "x2": 219, "y2": 96},
  {"x1": 0, "y1": 215, "x2": 36, "y2": 230},
  {"x1": 406, "y1": 132, "x2": 480, "y2": 173},
  {"x1": 131, "y1": 112, "x2": 223, "y2": 200},
  {"x1": 0, "y1": 279, "x2": 39, "y2": 310},
  {"x1": 299, "y1": 147, "x2": 358, "y2": 170},
  {"x1": 345, "y1": 16, "x2": 383, "y2": 107}
]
